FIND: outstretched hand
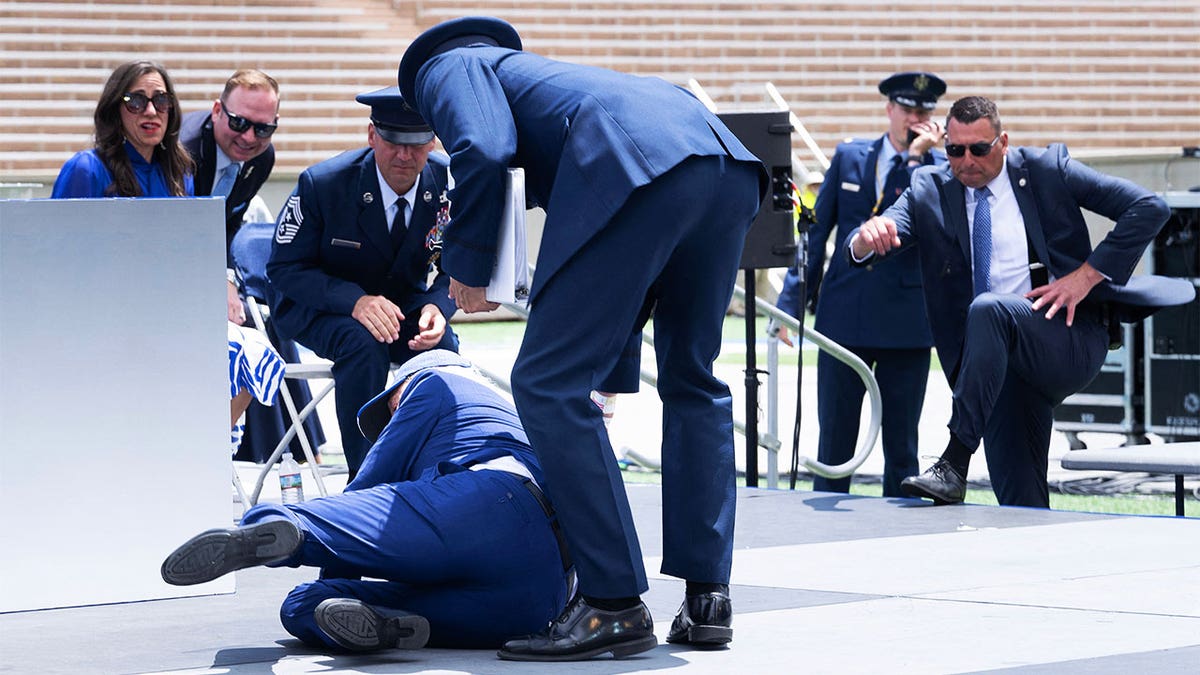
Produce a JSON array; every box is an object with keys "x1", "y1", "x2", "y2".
[
  {"x1": 850, "y1": 216, "x2": 902, "y2": 259},
  {"x1": 408, "y1": 304, "x2": 447, "y2": 351}
]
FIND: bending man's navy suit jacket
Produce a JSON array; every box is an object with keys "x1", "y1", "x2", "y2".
[{"x1": 405, "y1": 46, "x2": 767, "y2": 300}]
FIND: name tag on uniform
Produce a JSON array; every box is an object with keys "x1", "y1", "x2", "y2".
[
  {"x1": 841, "y1": 182, "x2": 861, "y2": 193},
  {"x1": 331, "y1": 238, "x2": 361, "y2": 249}
]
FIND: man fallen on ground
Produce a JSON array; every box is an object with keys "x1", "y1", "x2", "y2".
[{"x1": 161, "y1": 350, "x2": 571, "y2": 652}]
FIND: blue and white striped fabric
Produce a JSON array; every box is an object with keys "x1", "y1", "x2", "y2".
[
  {"x1": 228, "y1": 322, "x2": 286, "y2": 405},
  {"x1": 229, "y1": 323, "x2": 286, "y2": 452}
]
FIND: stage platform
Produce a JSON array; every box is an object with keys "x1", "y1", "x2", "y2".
[{"x1": 3, "y1": 481, "x2": 1198, "y2": 674}]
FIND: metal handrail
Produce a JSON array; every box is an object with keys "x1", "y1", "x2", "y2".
[
  {"x1": 500, "y1": 281, "x2": 882, "y2": 480},
  {"x1": 733, "y1": 286, "x2": 882, "y2": 479}
]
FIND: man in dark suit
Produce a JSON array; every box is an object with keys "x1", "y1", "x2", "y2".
[
  {"x1": 162, "y1": 350, "x2": 570, "y2": 653},
  {"x1": 182, "y1": 70, "x2": 325, "y2": 465},
  {"x1": 776, "y1": 72, "x2": 947, "y2": 496},
  {"x1": 850, "y1": 96, "x2": 1193, "y2": 508},
  {"x1": 398, "y1": 16, "x2": 766, "y2": 661},
  {"x1": 180, "y1": 69, "x2": 279, "y2": 325},
  {"x1": 268, "y1": 87, "x2": 458, "y2": 478}
]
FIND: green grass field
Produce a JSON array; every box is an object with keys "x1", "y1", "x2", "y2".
[
  {"x1": 454, "y1": 317, "x2": 1196, "y2": 519},
  {"x1": 618, "y1": 469, "x2": 1198, "y2": 518}
]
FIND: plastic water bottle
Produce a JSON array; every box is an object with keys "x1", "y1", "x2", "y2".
[{"x1": 279, "y1": 452, "x2": 304, "y2": 504}]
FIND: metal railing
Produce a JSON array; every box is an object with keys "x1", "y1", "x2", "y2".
[{"x1": 494, "y1": 282, "x2": 883, "y2": 488}]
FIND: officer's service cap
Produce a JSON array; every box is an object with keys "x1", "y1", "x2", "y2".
[
  {"x1": 356, "y1": 349, "x2": 474, "y2": 443},
  {"x1": 399, "y1": 16, "x2": 522, "y2": 103},
  {"x1": 878, "y1": 72, "x2": 946, "y2": 111},
  {"x1": 355, "y1": 86, "x2": 434, "y2": 145}
]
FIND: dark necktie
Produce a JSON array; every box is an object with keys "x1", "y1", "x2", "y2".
[
  {"x1": 873, "y1": 154, "x2": 904, "y2": 214},
  {"x1": 972, "y1": 186, "x2": 993, "y2": 296},
  {"x1": 389, "y1": 199, "x2": 408, "y2": 252}
]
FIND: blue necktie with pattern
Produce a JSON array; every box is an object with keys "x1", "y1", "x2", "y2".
[
  {"x1": 213, "y1": 163, "x2": 239, "y2": 198},
  {"x1": 972, "y1": 186, "x2": 992, "y2": 296}
]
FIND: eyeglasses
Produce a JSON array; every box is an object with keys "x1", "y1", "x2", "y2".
[
  {"x1": 220, "y1": 101, "x2": 277, "y2": 138},
  {"x1": 945, "y1": 135, "x2": 1001, "y2": 158},
  {"x1": 122, "y1": 92, "x2": 173, "y2": 114}
]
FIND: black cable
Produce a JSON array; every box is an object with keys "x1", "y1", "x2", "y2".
[{"x1": 789, "y1": 176, "x2": 812, "y2": 490}]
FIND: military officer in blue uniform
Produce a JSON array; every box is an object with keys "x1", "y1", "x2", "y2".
[
  {"x1": 162, "y1": 350, "x2": 571, "y2": 652},
  {"x1": 851, "y1": 96, "x2": 1194, "y2": 507},
  {"x1": 268, "y1": 87, "x2": 458, "y2": 478},
  {"x1": 398, "y1": 16, "x2": 767, "y2": 661},
  {"x1": 777, "y1": 72, "x2": 948, "y2": 497}
]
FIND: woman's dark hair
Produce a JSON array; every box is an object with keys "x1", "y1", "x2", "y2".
[{"x1": 93, "y1": 60, "x2": 193, "y2": 196}]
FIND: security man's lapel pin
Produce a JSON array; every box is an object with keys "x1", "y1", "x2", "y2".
[{"x1": 363, "y1": 192, "x2": 374, "y2": 204}]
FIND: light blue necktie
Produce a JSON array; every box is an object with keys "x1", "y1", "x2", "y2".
[
  {"x1": 213, "y1": 163, "x2": 239, "y2": 197},
  {"x1": 972, "y1": 186, "x2": 993, "y2": 297}
]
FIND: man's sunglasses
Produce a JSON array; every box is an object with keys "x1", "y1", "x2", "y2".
[
  {"x1": 122, "y1": 92, "x2": 173, "y2": 114},
  {"x1": 945, "y1": 135, "x2": 1001, "y2": 158},
  {"x1": 220, "y1": 101, "x2": 278, "y2": 138}
]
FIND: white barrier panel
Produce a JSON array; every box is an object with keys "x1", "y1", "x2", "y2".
[{"x1": 0, "y1": 198, "x2": 232, "y2": 611}]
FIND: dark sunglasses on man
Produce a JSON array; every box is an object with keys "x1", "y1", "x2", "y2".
[
  {"x1": 945, "y1": 135, "x2": 1001, "y2": 158},
  {"x1": 219, "y1": 100, "x2": 278, "y2": 138},
  {"x1": 122, "y1": 92, "x2": 173, "y2": 114}
]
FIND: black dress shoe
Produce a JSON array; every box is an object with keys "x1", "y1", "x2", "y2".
[
  {"x1": 314, "y1": 598, "x2": 430, "y2": 652},
  {"x1": 900, "y1": 458, "x2": 966, "y2": 504},
  {"x1": 497, "y1": 594, "x2": 657, "y2": 661},
  {"x1": 160, "y1": 519, "x2": 302, "y2": 586},
  {"x1": 666, "y1": 592, "x2": 732, "y2": 647}
]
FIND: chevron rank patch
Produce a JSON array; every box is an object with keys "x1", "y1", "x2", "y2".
[{"x1": 275, "y1": 194, "x2": 303, "y2": 244}]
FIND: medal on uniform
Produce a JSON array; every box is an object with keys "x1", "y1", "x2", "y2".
[{"x1": 426, "y1": 190, "x2": 450, "y2": 268}]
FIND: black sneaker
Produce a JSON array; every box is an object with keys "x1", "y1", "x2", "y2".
[
  {"x1": 161, "y1": 519, "x2": 302, "y2": 586},
  {"x1": 314, "y1": 598, "x2": 430, "y2": 652}
]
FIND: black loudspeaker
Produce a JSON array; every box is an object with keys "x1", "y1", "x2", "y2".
[
  {"x1": 1145, "y1": 195, "x2": 1200, "y2": 440},
  {"x1": 718, "y1": 110, "x2": 797, "y2": 270},
  {"x1": 1147, "y1": 359, "x2": 1200, "y2": 434},
  {"x1": 1151, "y1": 296, "x2": 1200, "y2": 355},
  {"x1": 1150, "y1": 204, "x2": 1199, "y2": 356}
]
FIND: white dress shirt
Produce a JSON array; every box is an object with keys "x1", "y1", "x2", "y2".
[{"x1": 967, "y1": 158, "x2": 1039, "y2": 296}]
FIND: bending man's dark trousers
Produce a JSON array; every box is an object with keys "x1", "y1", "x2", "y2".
[
  {"x1": 511, "y1": 155, "x2": 762, "y2": 599},
  {"x1": 948, "y1": 293, "x2": 1108, "y2": 507}
]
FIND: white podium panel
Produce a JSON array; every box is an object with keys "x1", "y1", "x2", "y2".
[{"x1": 0, "y1": 198, "x2": 233, "y2": 611}]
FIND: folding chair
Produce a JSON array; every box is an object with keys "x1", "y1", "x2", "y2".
[
  {"x1": 243, "y1": 296, "x2": 333, "y2": 504},
  {"x1": 230, "y1": 220, "x2": 332, "y2": 506}
]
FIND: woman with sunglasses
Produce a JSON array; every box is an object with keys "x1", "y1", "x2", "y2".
[
  {"x1": 51, "y1": 60, "x2": 193, "y2": 198},
  {"x1": 51, "y1": 62, "x2": 289, "y2": 454}
]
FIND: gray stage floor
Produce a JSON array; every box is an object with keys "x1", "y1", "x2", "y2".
[{"x1": 4, "y1": 482, "x2": 1199, "y2": 675}]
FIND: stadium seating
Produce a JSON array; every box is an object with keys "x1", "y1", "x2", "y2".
[{"x1": 2, "y1": 0, "x2": 1197, "y2": 179}]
